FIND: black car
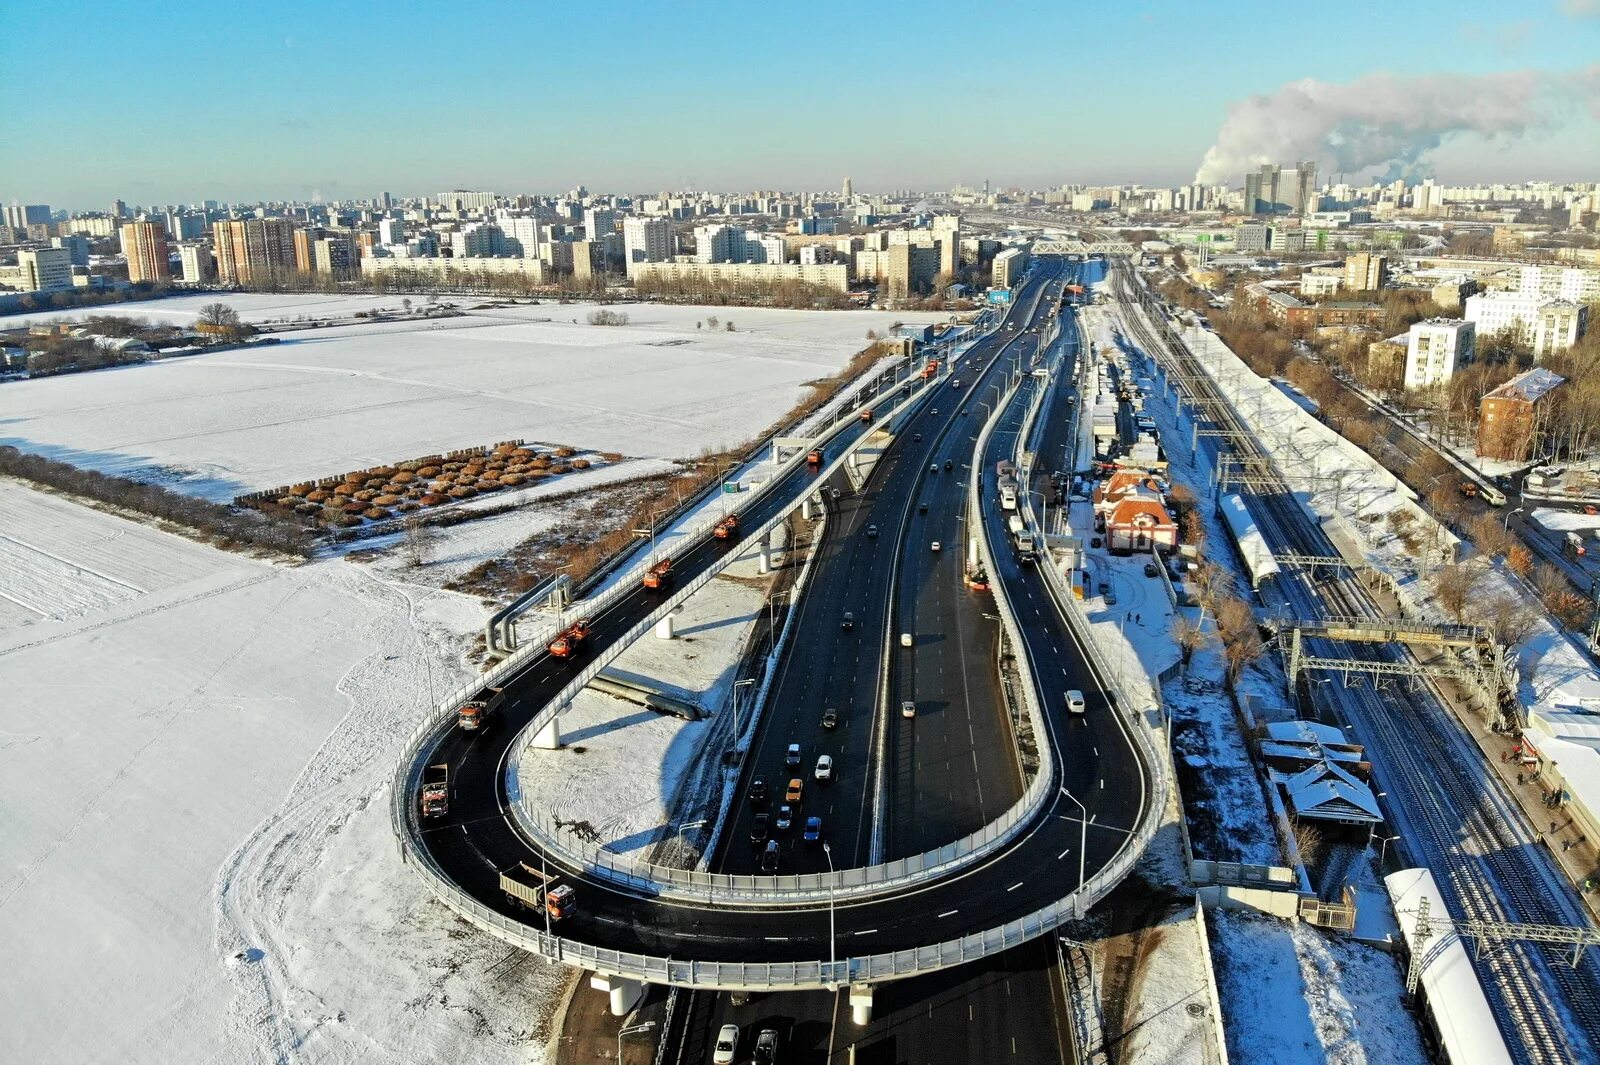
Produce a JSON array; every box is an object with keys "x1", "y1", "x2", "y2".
[
  {"x1": 750, "y1": 813, "x2": 770, "y2": 844},
  {"x1": 919, "y1": 502, "x2": 929, "y2": 513},
  {"x1": 821, "y1": 708, "x2": 839, "y2": 729},
  {"x1": 944, "y1": 459, "x2": 953, "y2": 470},
  {"x1": 748, "y1": 779, "x2": 768, "y2": 805},
  {"x1": 1144, "y1": 562, "x2": 1159, "y2": 577}
]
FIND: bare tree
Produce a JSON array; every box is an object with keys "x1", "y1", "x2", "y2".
[
  {"x1": 1535, "y1": 564, "x2": 1592, "y2": 630},
  {"x1": 1432, "y1": 563, "x2": 1485, "y2": 623},
  {"x1": 402, "y1": 514, "x2": 431, "y2": 567},
  {"x1": 1170, "y1": 614, "x2": 1209, "y2": 666}
]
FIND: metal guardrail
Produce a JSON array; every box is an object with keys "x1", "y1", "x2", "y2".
[{"x1": 386, "y1": 276, "x2": 1158, "y2": 989}]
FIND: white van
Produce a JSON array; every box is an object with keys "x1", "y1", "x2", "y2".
[
  {"x1": 900, "y1": 632, "x2": 913, "y2": 647},
  {"x1": 1066, "y1": 689, "x2": 1086, "y2": 714}
]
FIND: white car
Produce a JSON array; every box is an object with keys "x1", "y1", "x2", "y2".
[
  {"x1": 931, "y1": 541, "x2": 942, "y2": 552},
  {"x1": 1066, "y1": 689, "x2": 1086, "y2": 714},
  {"x1": 901, "y1": 700, "x2": 917, "y2": 719},
  {"x1": 900, "y1": 632, "x2": 913, "y2": 647},
  {"x1": 814, "y1": 754, "x2": 834, "y2": 781},
  {"x1": 713, "y1": 1024, "x2": 740, "y2": 1065}
]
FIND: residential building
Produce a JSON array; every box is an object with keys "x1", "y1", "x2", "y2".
[
  {"x1": 378, "y1": 218, "x2": 407, "y2": 246},
  {"x1": 1465, "y1": 292, "x2": 1590, "y2": 358},
  {"x1": 885, "y1": 243, "x2": 940, "y2": 299},
  {"x1": 622, "y1": 217, "x2": 672, "y2": 274},
  {"x1": 1366, "y1": 334, "x2": 1408, "y2": 386},
  {"x1": 313, "y1": 235, "x2": 357, "y2": 276},
  {"x1": 16, "y1": 247, "x2": 73, "y2": 292},
  {"x1": 292, "y1": 226, "x2": 323, "y2": 272},
  {"x1": 583, "y1": 207, "x2": 616, "y2": 243},
  {"x1": 50, "y1": 233, "x2": 91, "y2": 267},
  {"x1": 213, "y1": 218, "x2": 297, "y2": 285},
  {"x1": 179, "y1": 243, "x2": 215, "y2": 284},
  {"x1": 1245, "y1": 161, "x2": 1317, "y2": 215},
  {"x1": 359, "y1": 255, "x2": 545, "y2": 285},
  {"x1": 630, "y1": 260, "x2": 849, "y2": 294},
  {"x1": 1517, "y1": 263, "x2": 1600, "y2": 304},
  {"x1": 1403, "y1": 318, "x2": 1475, "y2": 390},
  {"x1": 1477, "y1": 368, "x2": 1566, "y2": 461},
  {"x1": 121, "y1": 220, "x2": 171, "y2": 283},
  {"x1": 992, "y1": 246, "x2": 1027, "y2": 288},
  {"x1": 450, "y1": 222, "x2": 504, "y2": 258},
  {"x1": 1343, "y1": 252, "x2": 1387, "y2": 293},
  {"x1": 499, "y1": 216, "x2": 542, "y2": 258},
  {"x1": 841, "y1": 176, "x2": 853, "y2": 201},
  {"x1": 5, "y1": 204, "x2": 51, "y2": 229},
  {"x1": 1300, "y1": 269, "x2": 1341, "y2": 297}
]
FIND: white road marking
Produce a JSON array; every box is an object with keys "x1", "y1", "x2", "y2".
[
  {"x1": 938, "y1": 909, "x2": 959, "y2": 918},
  {"x1": 1007, "y1": 881, "x2": 1024, "y2": 892}
]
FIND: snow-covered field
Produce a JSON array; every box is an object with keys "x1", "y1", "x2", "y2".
[
  {"x1": 2, "y1": 297, "x2": 944, "y2": 502},
  {"x1": 0, "y1": 479, "x2": 568, "y2": 1064}
]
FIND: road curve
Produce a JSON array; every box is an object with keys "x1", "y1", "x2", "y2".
[{"x1": 394, "y1": 256, "x2": 1159, "y2": 987}]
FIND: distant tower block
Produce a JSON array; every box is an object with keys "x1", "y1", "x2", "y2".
[{"x1": 842, "y1": 176, "x2": 853, "y2": 201}]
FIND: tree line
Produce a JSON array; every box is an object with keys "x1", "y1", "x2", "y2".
[{"x1": 0, "y1": 446, "x2": 314, "y2": 557}]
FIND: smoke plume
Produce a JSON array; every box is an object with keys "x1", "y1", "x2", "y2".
[{"x1": 1194, "y1": 71, "x2": 1560, "y2": 186}]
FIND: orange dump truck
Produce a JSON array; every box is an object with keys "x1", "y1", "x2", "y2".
[
  {"x1": 714, "y1": 515, "x2": 740, "y2": 540},
  {"x1": 548, "y1": 619, "x2": 591, "y2": 658},
  {"x1": 920, "y1": 360, "x2": 940, "y2": 379},
  {"x1": 643, "y1": 557, "x2": 673, "y2": 590},
  {"x1": 500, "y1": 862, "x2": 578, "y2": 922}
]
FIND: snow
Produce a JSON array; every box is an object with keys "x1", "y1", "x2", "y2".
[
  {"x1": 2, "y1": 296, "x2": 946, "y2": 502},
  {"x1": 0, "y1": 478, "x2": 568, "y2": 1064},
  {"x1": 1209, "y1": 909, "x2": 1428, "y2": 1065},
  {"x1": 1115, "y1": 907, "x2": 1221, "y2": 1065},
  {"x1": 515, "y1": 542, "x2": 772, "y2": 859}
]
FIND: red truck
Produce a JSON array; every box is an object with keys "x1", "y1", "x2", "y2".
[
  {"x1": 714, "y1": 514, "x2": 740, "y2": 540},
  {"x1": 920, "y1": 360, "x2": 940, "y2": 379}
]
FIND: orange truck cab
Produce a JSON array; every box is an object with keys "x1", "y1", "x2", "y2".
[
  {"x1": 643, "y1": 558, "x2": 672, "y2": 590},
  {"x1": 548, "y1": 620, "x2": 591, "y2": 657},
  {"x1": 714, "y1": 515, "x2": 740, "y2": 540}
]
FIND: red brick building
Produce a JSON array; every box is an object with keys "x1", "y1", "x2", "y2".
[{"x1": 1477, "y1": 368, "x2": 1566, "y2": 461}]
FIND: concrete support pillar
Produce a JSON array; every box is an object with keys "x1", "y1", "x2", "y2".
[
  {"x1": 757, "y1": 533, "x2": 772, "y2": 575},
  {"x1": 589, "y1": 973, "x2": 646, "y2": 1017},
  {"x1": 532, "y1": 713, "x2": 563, "y2": 750},
  {"x1": 802, "y1": 498, "x2": 814, "y2": 521},
  {"x1": 849, "y1": 984, "x2": 874, "y2": 1026},
  {"x1": 654, "y1": 614, "x2": 675, "y2": 640}
]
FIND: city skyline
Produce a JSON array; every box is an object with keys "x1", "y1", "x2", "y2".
[{"x1": 4, "y1": 0, "x2": 1599, "y2": 208}]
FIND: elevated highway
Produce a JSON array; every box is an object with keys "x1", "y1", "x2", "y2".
[{"x1": 391, "y1": 259, "x2": 1162, "y2": 1002}]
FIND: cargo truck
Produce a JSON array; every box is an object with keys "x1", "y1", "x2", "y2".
[
  {"x1": 920, "y1": 360, "x2": 940, "y2": 379},
  {"x1": 500, "y1": 861, "x2": 577, "y2": 922},
  {"x1": 714, "y1": 514, "x2": 740, "y2": 540},
  {"x1": 999, "y1": 478, "x2": 1018, "y2": 511},
  {"x1": 642, "y1": 558, "x2": 673, "y2": 590},
  {"x1": 1014, "y1": 529, "x2": 1037, "y2": 562},
  {"x1": 806, "y1": 448, "x2": 824, "y2": 466},
  {"x1": 457, "y1": 700, "x2": 490, "y2": 730},
  {"x1": 421, "y1": 763, "x2": 449, "y2": 818}
]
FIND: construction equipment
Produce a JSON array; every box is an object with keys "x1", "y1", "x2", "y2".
[
  {"x1": 548, "y1": 619, "x2": 591, "y2": 658},
  {"x1": 420, "y1": 763, "x2": 449, "y2": 818},
  {"x1": 920, "y1": 360, "x2": 940, "y2": 380},
  {"x1": 500, "y1": 861, "x2": 577, "y2": 922},
  {"x1": 714, "y1": 514, "x2": 740, "y2": 540},
  {"x1": 642, "y1": 557, "x2": 673, "y2": 590},
  {"x1": 806, "y1": 447, "x2": 824, "y2": 466},
  {"x1": 859, "y1": 408, "x2": 874, "y2": 422}
]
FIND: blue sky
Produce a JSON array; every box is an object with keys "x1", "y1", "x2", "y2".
[{"x1": 3, "y1": 0, "x2": 1596, "y2": 208}]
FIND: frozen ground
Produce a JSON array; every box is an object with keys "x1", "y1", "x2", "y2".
[
  {"x1": 0, "y1": 478, "x2": 569, "y2": 1064},
  {"x1": 1115, "y1": 907, "x2": 1219, "y2": 1065},
  {"x1": 2, "y1": 296, "x2": 946, "y2": 501},
  {"x1": 1209, "y1": 910, "x2": 1426, "y2": 1065}
]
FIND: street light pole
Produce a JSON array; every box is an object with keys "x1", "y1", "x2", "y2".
[
  {"x1": 677, "y1": 818, "x2": 708, "y2": 863},
  {"x1": 733, "y1": 678, "x2": 756, "y2": 746},
  {"x1": 617, "y1": 1021, "x2": 656, "y2": 1064},
  {"x1": 822, "y1": 842, "x2": 838, "y2": 986},
  {"x1": 1059, "y1": 786, "x2": 1087, "y2": 897}
]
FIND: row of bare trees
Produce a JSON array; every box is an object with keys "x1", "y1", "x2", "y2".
[{"x1": 0, "y1": 446, "x2": 314, "y2": 557}]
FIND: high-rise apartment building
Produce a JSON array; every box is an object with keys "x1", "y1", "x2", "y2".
[
  {"x1": 1245, "y1": 161, "x2": 1318, "y2": 215},
  {"x1": 213, "y1": 218, "x2": 297, "y2": 284},
  {"x1": 293, "y1": 226, "x2": 324, "y2": 273},
  {"x1": 5, "y1": 204, "x2": 52, "y2": 229},
  {"x1": 18, "y1": 247, "x2": 74, "y2": 291},
  {"x1": 842, "y1": 177, "x2": 853, "y2": 201},
  {"x1": 499, "y1": 216, "x2": 542, "y2": 258},
  {"x1": 378, "y1": 217, "x2": 407, "y2": 246},
  {"x1": 1343, "y1": 252, "x2": 1387, "y2": 293},
  {"x1": 584, "y1": 207, "x2": 616, "y2": 243},
  {"x1": 313, "y1": 235, "x2": 357, "y2": 276},
  {"x1": 121, "y1": 221, "x2": 172, "y2": 283},
  {"x1": 179, "y1": 243, "x2": 215, "y2": 284},
  {"x1": 50, "y1": 233, "x2": 91, "y2": 267},
  {"x1": 623, "y1": 217, "x2": 672, "y2": 274}
]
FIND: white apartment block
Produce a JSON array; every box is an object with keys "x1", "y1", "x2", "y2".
[
  {"x1": 378, "y1": 218, "x2": 407, "y2": 245},
  {"x1": 1517, "y1": 264, "x2": 1600, "y2": 304},
  {"x1": 499, "y1": 216, "x2": 542, "y2": 258},
  {"x1": 1300, "y1": 271, "x2": 1342, "y2": 297},
  {"x1": 1404, "y1": 318, "x2": 1475, "y2": 390},
  {"x1": 694, "y1": 224, "x2": 743, "y2": 263},
  {"x1": 584, "y1": 207, "x2": 616, "y2": 243},
  {"x1": 1465, "y1": 292, "x2": 1589, "y2": 358},
  {"x1": 631, "y1": 260, "x2": 848, "y2": 294},
  {"x1": 178, "y1": 243, "x2": 214, "y2": 283},
  {"x1": 623, "y1": 216, "x2": 672, "y2": 274},
  {"x1": 451, "y1": 222, "x2": 505, "y2": 258},
  {"x1": 993, "y1": 246, "x2": 1027, "y2": 288},
  {"x1": 361, "y1": 255, "x2": 545, "y2": 285}
]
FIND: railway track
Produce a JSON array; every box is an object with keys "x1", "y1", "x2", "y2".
[{"x1": 1114, "y1": 265, "x2": 1600, "y2": 1065}]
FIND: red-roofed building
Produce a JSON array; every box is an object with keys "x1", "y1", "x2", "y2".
[
  {"x1": 1094, "y1": 470, "x2": 1162, "y2": 518},
  {"x1": 1106, "y1": 496, "x2": 1178, "y2": 554}
]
